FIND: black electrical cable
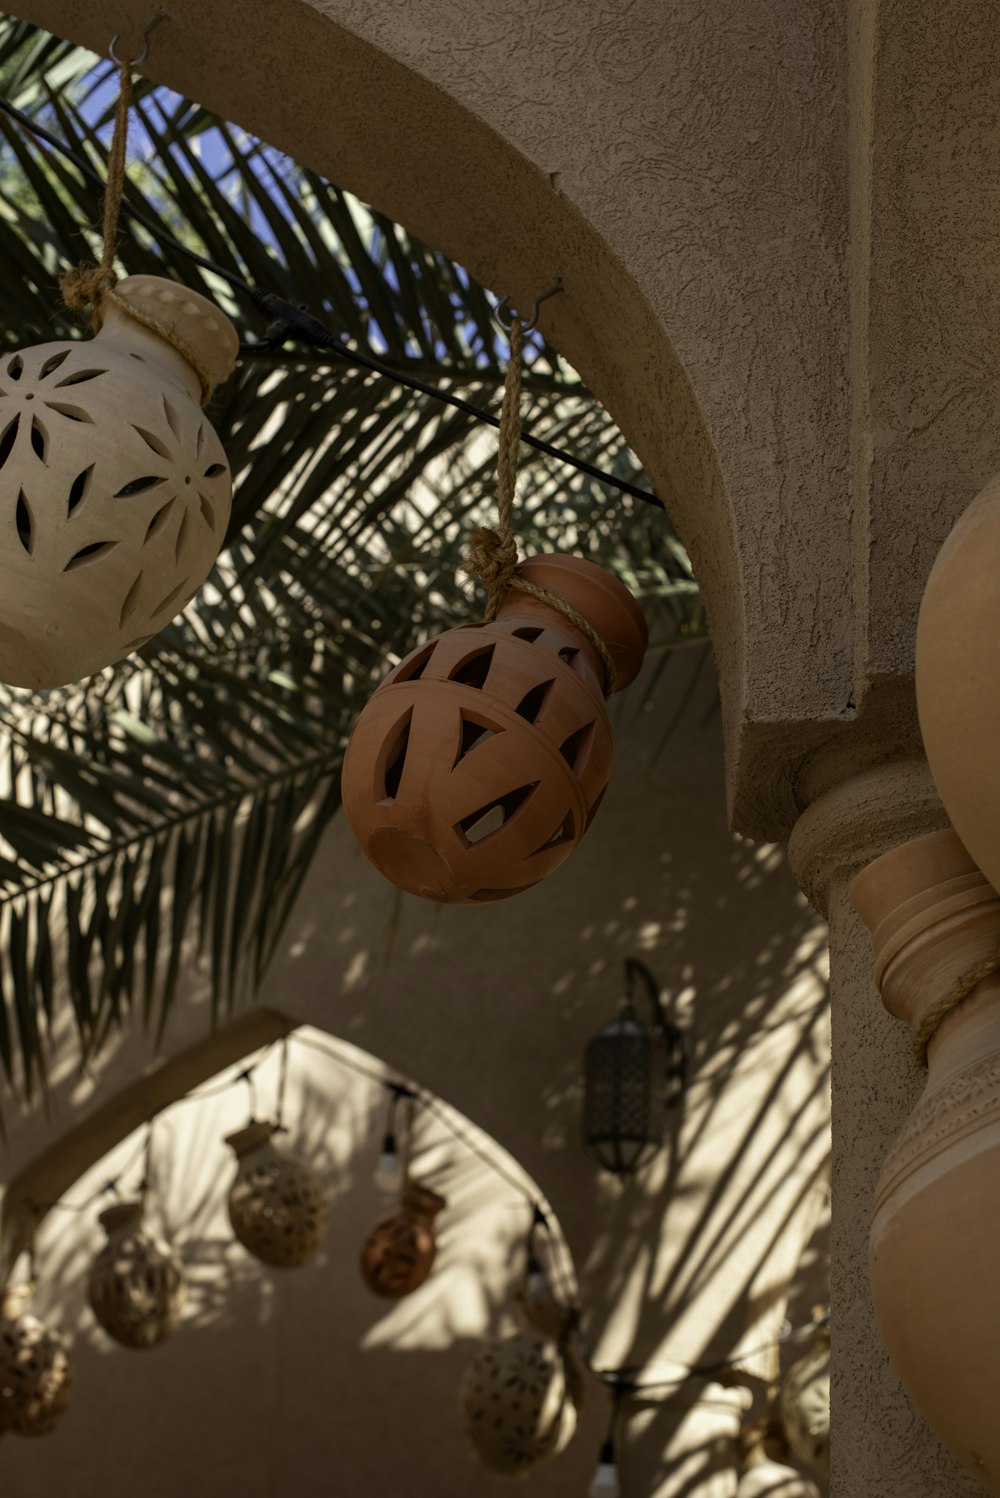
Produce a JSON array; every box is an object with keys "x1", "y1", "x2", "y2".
[{"x1": 0, "y1": 94, "x2": 664, "y2": 510}]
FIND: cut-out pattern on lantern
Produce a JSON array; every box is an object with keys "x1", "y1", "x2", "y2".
[
  {"x1": 342, "y1": 555, "x2": 647, "y2": 903},
  {"x1": 460, "y1": 1299, "x2": 582, "y2": 1474},
  {"x1": 360, "y1": 1181, "x2": 446, "y2": 1298},
  {"x1": 87, "y1": 1200, "x2": 185, "y2": 1350},
  {"x1": 224, "y1": 1120, "x2": 326, "y2": 1269},
  {"x1": 0, "y1": 1284, "x2": 72, "y2": 1437},
  {"x1": 0, "y1": 275, "x2": 238, "y2": 689}
]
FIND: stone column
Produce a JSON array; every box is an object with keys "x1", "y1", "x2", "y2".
[{"x1": 788, "y1": 758, "x2": 983, "y2": 1496}]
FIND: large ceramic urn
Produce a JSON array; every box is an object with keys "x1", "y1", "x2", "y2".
[
  {"x1": 360, "y1": 1181, "x2": 446, "y2": 1299},
  {"x1": 851, "y1": 826, "x2": 1000, "y2": 1493},
  {"x1": 224, "y1": 1121, "x2": 327, "y2": 1269},
  {"x1": 341, "y1": 554, "x2": 647, "y2": 903},
  {"x1": 87, "y1": 1199, "x2": 185, "y2": 1349},
  {"x1": 0, "y1": 1284, "x2": 72, "y2": 1437},
  {"x1": 916, "y1": 469, "x2": 1000, "y2": 896},
  {"x1": 0, "y1": 275, "x2": 238, "y2": 689}
]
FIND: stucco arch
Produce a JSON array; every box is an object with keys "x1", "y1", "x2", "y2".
[{"x1": 10, "y1": 0, "x2": 854, "y2": 834}]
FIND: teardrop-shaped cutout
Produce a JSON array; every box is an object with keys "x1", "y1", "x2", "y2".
[
  {"x1": 515, "y1": 680, "x2": 554, "y2": 723},
  {"x1": 119, "y1": 570, "x2": 144, "y2": 628},
  {"x1": 530, "y1": 811, "x2": 576, "y2": 856},
  {"x1": 203, "y1": 462, "x2": 226, "y2": 479},
  {"x1": 16, "y1": 490, "x2": 32, "y2": 554},
  {"x1": 64, "y1": 539, "x2": 118, "y2": 571},
  {"x1": 162, "y1": 396, "x2": 181, "y2": 438},
  {"x1": 67, "y1": 465, "x2": 93, "y2": 516},
  {"x1": 29, "y1": 416, "x2": 48, "y2": 463},
  {"x1": 144, "y1": 497, "x2": 176, "y2": 543},
  {"x1": 39, "y1": 350, "x2": 70, "y2": 378},
  {"x1": 132, "y1": 426, "x2": 171, "y2": 458},
  {"x1": 195, "y1": 424, "x2": 206, "y2": 458},
  {"x1": 512, "y1": 626, "x2": 543, "y2": 642},
  {"x1": 559, "y1": 721, "x2": 595, "y2": 774},
  {"x1": 6, "y1": 355, "x2": 23, "y2": 381},
  {"x1": 395, "y1": 643, "x2": 436, "y2": 683},
  {"x1": 453, "y1": 713, "x2": 499, "y2": 767},
  {"x1": 115, "y1": 475, "x2": 165, "y2": 498},
  {"x1": 0, "y1": 415, "x2": 19, "y2": 469},
  {"x1": 150, "y1": 577, "x2": 190, "y2": 616},
  {"x1": 456, "y1": 782, "x2": 539, "y2": 847},
  {"x1": 449, "y1": 644, "x2": 495, "y2": 690},
  {"x1": 43, "y1": 402, "x2": 93, "y2": 423},
  {"x1": 558, "y1": 646, "x2": 579, "y2": 666},
  {"x1": 382, "y1": 710, "x2": 413, "y2": 800},
  {"x1": 55, "y1": 368, "x2": 106, "y2": 387},
  {"x1": 198, "y1": 492, "x2": 216, "y2": 529},
  {"x1": 174, "y1": 508, "x2": 191, "y2": 562}
]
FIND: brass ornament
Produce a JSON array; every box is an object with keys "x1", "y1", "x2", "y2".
[
  {"x1": 0, "y1": 274, "x2": 238, "y2": 689},
  {"x1": 342, "y1": 553, "x2": 647, "y2": 904},
  {"x1": 0, "y1": 1284, "x2": 72, "y2": 1438},
  {"x1": 87, "y1": 1200, "x2": 185, "y2": 1350},
  {"x1": 225, "y1": 1120, "x2": 326, "y2": 1269},
  {"x1": 360, "y1": 1181, "x2": 446, "y2": 1299}
]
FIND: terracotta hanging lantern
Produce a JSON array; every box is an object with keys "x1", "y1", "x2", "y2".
[
  {"x1": 342, "y1": 553, "x2": 647, "y2": 904},
  {"x1": 459, "y1": 1297, "x2": 582, "y2": 1474},
  {"x1": 737, "y1": 1421, "x2": 822, "y2": 1498},
  {"x1": 914, "y1": 467, "x2": 1000, "y2": 895},
  {"x1": 360, "y1": 1180, "x2": 446, "y2": 1299},
  {"x1": 0, "y1": 273, "x2": 238, "y2": 690},
  {"x1": 87, "y1": 1199, "x2": 185, "y2": 1350},
  {"x1": 224, "y1": 1120, "x2": 327, "y2": 1269},
  {"x1": 779, "y1": 1325, "x2": 830, "y2": 1480},
  {"x1": 852, "y1": 827, "x2": 1000, "y2": 1492},
  {"x1": 0, "y1": 1283, "x2": 72, "y2": 1437}
]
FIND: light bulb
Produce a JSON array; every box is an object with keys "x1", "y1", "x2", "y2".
[
  {"x1": 588, "y1": 1440, "x2": 620, "y2": 1496},
  {"x1": 373, "y1": 1133, "x2": 403, "y2": 1193},
  {"x1": 524, "y1": 1254, "x2": 549, "y2": 1305}
]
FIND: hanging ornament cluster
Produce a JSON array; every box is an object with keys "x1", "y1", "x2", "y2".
[
  {"x1": 0, "y1": 1283, "x2": 73, "y2": 1438},
  {"x1": 87, "y1": 1200, "x2": 185, "y2": 1350},
  {"x1": 0, "y1": 38, "x2": 236, "y2": 690},
  {"x1": 342, "y1": 314, "x2": 647, "y2": 904},
  {"x1": 360, "y1": 1180, "x2": 447, "y2": 1299},
  {"x1": 460, "y1": 1290, "x2": 582, "y2": 1475},
  {"x1": 224, "y1": 1120, "x2": 327, "y2": 1269}
]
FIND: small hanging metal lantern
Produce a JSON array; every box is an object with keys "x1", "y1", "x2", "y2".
[
  {"x1": 0, "y1": 1283, "x2": 72, "y2": 1438},
  {"x1": 780, "y1": 1322, "x2": 831, "y2": 1479},
  {"x1": 360, "y1": 1180, "x2": 446, "y2": 1299},
  {"x1": 583, "y1": 958, "x2": 686, "y2": 1176},
  {"x1": 224, "y1": 1120, "x2": 327, "y2": 1269},
  {"x1": 460, "y1": 1296, "x2": 582, "y2": 1475},
  {"x1": 87, "y1": 1199, "x2": 185, "y2": 1350}
]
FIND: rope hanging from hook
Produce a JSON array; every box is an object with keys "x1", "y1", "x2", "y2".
[
  {"x1": 59, "y1": 40, "x2": 214, "y2": 406},
  {"x1": 462, "y1": 316, "x2": 619, "y2": 695}
]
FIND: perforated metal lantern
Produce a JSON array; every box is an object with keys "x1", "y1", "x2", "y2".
[
  {"x1": 583, "y1": 958, "x2": 686, "y2": 1176},
  {"x1": 87, "y1": 1199, "x2": 185, "y2": 1350},
  {"x1": 0, "y1": 274, "x2": 238, "y2": 689},
  {"x1": 225, "y1": 1121, "x2": 327, "y2": 1269},
  {"x1": 0, "y1": 1284, "x2": 72, "y2": 1437},
  {"x1": 341, "y1": 554, "x2": 647, "y2": 904}
]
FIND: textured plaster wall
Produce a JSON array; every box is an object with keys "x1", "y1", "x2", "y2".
[
  {"x1": 8, "y1": 0, "x2": 854, "y2": 837},
  {"x1": 1, "y1": 657, "x2": 830, "y2": 1497}
]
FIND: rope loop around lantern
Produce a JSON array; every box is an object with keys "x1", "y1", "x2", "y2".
[
  {"x1": 58, "y1": 44, "x2": 215, "y2": 407},
  {"x1": 462, "y1": 314, "x2": 620, "y2": 696}
]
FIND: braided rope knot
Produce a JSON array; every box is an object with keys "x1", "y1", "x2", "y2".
[
  {"x1": 60, "y1": 263, "x2": 118, "y2": 311},
  {"x1": 914, "y1": 950, "x2": 1000, "y2": 1066},
  {"x1": 462, "y1": 525, "x2": 520, "y2": 619}
]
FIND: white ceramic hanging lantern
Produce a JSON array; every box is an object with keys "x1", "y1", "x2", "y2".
[
  {"x1": 87, "y1": 1199, "x2": 185, "y2": 1350},
  {"x1": 0, "y1": 1283, "x2": 72, "y2": 1437},
  {"x1": 779, "y1": 1326, "x2": 830, "y2": 1480},
  {"x1": 224, "y1": 1120, "x2": 327, "y2": 1269},
  {"x1": 459, "y1": 1298, "x2": 582, "y2": 1474},
  {"x1": 0, "y1": 274, "x2": 238, "y2": 689}
]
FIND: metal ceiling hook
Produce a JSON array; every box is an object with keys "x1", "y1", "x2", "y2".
[
  {"x1": 494, "y1": 278, "x2": 565, "y2": 333},
  {"x1": 109, "y1": 10, "x2": 170, "y2": 67}
]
